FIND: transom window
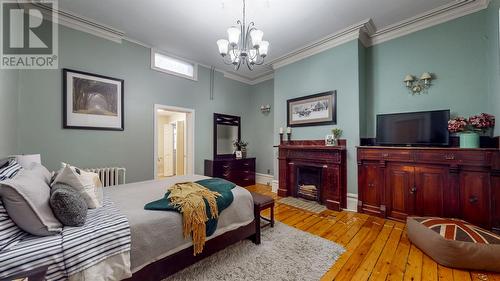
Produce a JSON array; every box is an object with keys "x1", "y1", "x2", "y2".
[{"x1": 151, "y1": 49, "x2": 198, "y2": 81}]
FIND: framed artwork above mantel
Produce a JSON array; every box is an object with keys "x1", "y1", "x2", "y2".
[
  {"x1": 63, "y1": 68, "x2": 124, "y2": 131},
  {"x1": 287, "y1": 91, "x2": 337, "y2": 127}
]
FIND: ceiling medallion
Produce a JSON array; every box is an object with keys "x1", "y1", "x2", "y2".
[{"x1": 216, "y1": 0, "x2": 269, "y2": 71}]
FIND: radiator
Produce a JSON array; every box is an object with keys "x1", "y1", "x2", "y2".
[{"x1": 84, "y1": 167, "x2": 126, "y2": 187}]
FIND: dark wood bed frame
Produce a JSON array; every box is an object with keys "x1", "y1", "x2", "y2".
[{"x1": 124, "y1": 220, "x2": 258, "y2": 281}]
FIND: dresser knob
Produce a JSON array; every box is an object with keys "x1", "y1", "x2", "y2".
[
  {"x1": 469, "y1": 196, "x2": 479, "y2": 204},
  {"x1": 444, "y1": 154, "x2": 455, "y2": 160},
  {"x1": 409, "y1": 187, "x2": 417, "y2": 194},
  {"x1": 382, "y1": 153, "x2": 389, "y2": 157}
]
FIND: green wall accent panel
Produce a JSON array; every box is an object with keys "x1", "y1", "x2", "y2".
[
  {"x1": 274, "y1": 40, "x2": 361, "y2": 194},
  {"x1": 247, "y1": 79, "x2": 275, "y2": 175},
  {"x1": 0, "y1": 69, "x2": 19, "y2": 157},
  {"x1": 365, "y1": 10, "x2": 490, "y2": 136},
  {"x1": 16, "y1": 26, "x2": 254, "y2": 183}
]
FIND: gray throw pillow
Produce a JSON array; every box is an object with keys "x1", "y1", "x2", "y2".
[
  {"x1": 50, "y1": 184, "x2": 88, "y2": 227},
  {"x1": 0, "y1": 165, "x2": 62, "y2": 236}
]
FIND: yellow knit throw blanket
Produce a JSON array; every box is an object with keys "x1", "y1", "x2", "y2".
[{"x1": 167, "y1": 182, "x2": 221, "y2": 255}]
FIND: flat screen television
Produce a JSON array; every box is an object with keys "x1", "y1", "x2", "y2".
[{"x1": 376, "y1": 109, "x2": 450, "y2": 146}]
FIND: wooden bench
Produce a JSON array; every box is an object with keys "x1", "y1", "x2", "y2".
[{"x1": 250, "y1": 192, "x2": 275, "y2": 244}]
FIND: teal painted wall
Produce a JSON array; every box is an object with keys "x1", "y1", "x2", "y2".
[
  {"x1": 0, "y1": 69, "x2": 19, "y2": 158},
  {"x1": 274, "y1": 40, "x2": 361, "y2": 193},
  {"x1": 487, "y1": 0, "x2": 500, "y2": 136},
  {"x1": 365, "y1": 10, "x2": 490, "y2": 136},
  {"x1": 16, "y1": 26, "x2": 254, "y2": 183},
  {"x1": 247, "y1": 79, "x2": 275, "y2": 175}
]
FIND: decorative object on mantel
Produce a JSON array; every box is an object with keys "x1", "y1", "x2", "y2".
[
  {"x1": 403, "y1": 72, "x2": 433, "y2": 95},
  {"x1": 233, "y1": 140, "x2": 248, "y2": 158},
  {"x1": 325, "y1": 128, "x2": 343, "y2": 146},
  {"x1": 216, "y1": 0, "x2": 269, "y2": 71},
  {"x1": 63, "y1": 69, "x2": 124, "y2": 131},
  {"x1": 279, "y1": 127, "x2": 284, "y2": 144},
  {"x1": 260, "y1": 104, "x2": 271, "y2": 114},
  {"x1": 287, "y1": 91, "x2": 337, "y2": 127},
  {"x1": 448, "y1": 113, "x2": 495, "y2": 148},
  {"x1": 286, "y1": 127, "x2": 292, "y2": 141}
]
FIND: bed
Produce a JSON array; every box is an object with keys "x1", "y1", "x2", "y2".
[
  {"x1": 0, "y1": 175, "x2": 257, "y2": 281},
  {"x1": 105, "y1": 174, "x2": 257, "y2": 280}
]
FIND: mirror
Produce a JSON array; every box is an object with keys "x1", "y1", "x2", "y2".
[{"x1": 213, "y1": 113, "x2": 241, "y2": 158}]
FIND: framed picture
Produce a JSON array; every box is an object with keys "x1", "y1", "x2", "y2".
[
  {"x1": 325, "y1": 135, "x2": 335, "y2": 146},
  {"x1": 235, "y1": 151, "x2": 243, "y2": 159},
  {"x1": 63, "y1": 68, "x2": 124, "y2": 131},
  {"x1": 287, "y1": 91, "x2": 336, "y2": 127}
]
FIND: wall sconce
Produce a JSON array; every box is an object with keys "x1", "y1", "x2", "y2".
[
  {"x1": 403, "y1": 72, "x2": 433, "y2": 95},
  {"x1": 260, "y1": 104, "x2": 271, "y2": 114}
]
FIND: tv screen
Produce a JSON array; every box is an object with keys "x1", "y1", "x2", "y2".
[{"x1": 376, "y1": 110, "x2": 450, "y2": 146}]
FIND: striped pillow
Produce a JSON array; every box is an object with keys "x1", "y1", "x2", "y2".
[
  {"x1": 0, "y1": 160, "x2": 22, "y2": 181},
  {"x1": 0, "y1": 200, "x2": 26, "y2": 251}
]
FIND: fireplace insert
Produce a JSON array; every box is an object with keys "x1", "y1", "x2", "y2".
[{"x1": 295, "y1": 166, "x2": 322, "y2": 203}]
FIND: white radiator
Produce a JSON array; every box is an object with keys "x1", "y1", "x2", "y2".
[{"x1": 84, "y1": 167, "x2": 126, "y2": 187}]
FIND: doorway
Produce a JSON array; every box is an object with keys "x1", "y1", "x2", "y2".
[{"x1": 154, "y1": 104, "x2": 195, "y2": 179}]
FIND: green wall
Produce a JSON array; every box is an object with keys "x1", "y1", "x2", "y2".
[
  {"x1": 274, "y1": 40, "x2": 361, "y2": 193},
  {"x1": 16, "y1": 26, "x2": 254, "y2": 183},
  {"x1": 487, "y1": 0, "x2": 500, "y2": 136},
  {"x1": 0, "y1": 69, "x2": 19, "y2": 157},
  {"x1": 365, "y1": 10, "x2": 491, "y2": 136},
  {"x1": 247, "y1": 79, "x2": 275, "y2": 175}
]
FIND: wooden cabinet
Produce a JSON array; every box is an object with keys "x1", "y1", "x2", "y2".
[
  {"x1": 357, "y1": 147, "x2": 500, "y2": 230},
  {"x1": 204, "y1": 158, "x2": 256, "y2": 187}
]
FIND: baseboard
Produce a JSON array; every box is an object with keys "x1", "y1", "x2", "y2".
[
  {"x1": 255, "y1": 173, "x2": 274, "y2": 186},
  {"x1": 271, "y1": 180, "x2": 279, "y2": 193},
  {"x1": 346, "y1": 193, "x2": 358, "y2": 212}
]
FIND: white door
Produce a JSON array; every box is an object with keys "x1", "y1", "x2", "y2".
[
  {"x1": 163, "y1": 124, "x2": 174, "y2": 176},
  {"x1": 176, "y1": 120, "x2": 185, "y2": 176}
]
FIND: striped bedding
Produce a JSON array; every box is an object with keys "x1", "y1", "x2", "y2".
[{"x1": 0, "y1": 196, "x2": 131, "y2": 280}]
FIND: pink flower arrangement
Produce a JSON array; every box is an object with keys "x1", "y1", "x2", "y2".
[
  {"x1": 469, "y1": 113, "x2": 495, "y2": 131},
  {"x1": 448, "y1": 117, "x2": 468, "y2": 133},
  {"x1": 448, "y1": 113, "x2": 495, "y2": 134}
]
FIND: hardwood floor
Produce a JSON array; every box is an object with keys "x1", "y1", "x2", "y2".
[{"x1": 246, "y1": 184, "x2": 500, "y2": 281}]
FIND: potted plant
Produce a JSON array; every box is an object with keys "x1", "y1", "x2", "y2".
[
  {"x1": 331, "y1": 128, "x2": 343, "y2": 146},
  {"x1": 448, "y1": 113, "x2": 495, "y2": 148},
  {"x1": 233, "y1": 140, "x2": 249, "y2": 158}
]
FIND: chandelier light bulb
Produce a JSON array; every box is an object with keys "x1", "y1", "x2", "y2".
[
  {"x1": 216, "y1": 39, "x2": 229, "y2": 56},
  {"x1": 249, "y1": 49, "x2": 257, "y2": 64},
  {"x1": 250, "y1": 29, "x2": 264, "y2": 48},
  {"x1": 259, "y1": 41, "x2": 269, "y2": 57},
  {"x1": 230, "y1": 50, "x2": 241, "y2": 64},
  {"x1": 227, "y1": 27, "x2": 241, "y2": 46}
]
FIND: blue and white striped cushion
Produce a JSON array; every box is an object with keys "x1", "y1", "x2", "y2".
[
  {"x1": 0, "y1": 160, "x2": 22, "y2": 181},
  {"x1": 0, "y1": 201, "x2": 27, "y2": 252}
]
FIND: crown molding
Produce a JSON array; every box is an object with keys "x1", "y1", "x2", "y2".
[
  {"x1": 270, "y1": 0, "x2": 489, "y2": 69},
  {"x1": 368, "y1": 0, "x2": 490, "y2": 46},
  {"x1": 270, "y1": 19, "x2": 372, "y2": 70},
  {"x1": 23, "y1": 1, "x2": 125, "y2": 43}
]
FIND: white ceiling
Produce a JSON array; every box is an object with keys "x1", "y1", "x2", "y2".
[{"x1": 59, "y1": 0, "x2": 454, "y2": 79}]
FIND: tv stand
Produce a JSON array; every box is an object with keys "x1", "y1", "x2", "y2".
[{"x1": 357, "y1": 146, "x2": 500, "y2": 231}]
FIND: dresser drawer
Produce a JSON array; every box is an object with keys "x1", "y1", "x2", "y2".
[
  {"x1": 359, "y1": 149, "x2": 412, "y2": 161},
  {"x1": 415, "y1": 151, "x2": 491, "y2": 166}
]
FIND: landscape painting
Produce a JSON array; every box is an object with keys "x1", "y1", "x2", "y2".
[
  {"x1": 287, "y1": 91, "x2": 337, "y2": 127},
  {"x1": 63, "y1": 69, "x2": 124, "y2": 131}
]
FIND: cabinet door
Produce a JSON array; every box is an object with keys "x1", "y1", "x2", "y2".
[
  {"x1": 358, "y1": 162, "x2": 383, "y2": 216},
  {"x1": 414, "y1": 165, "x2": 448, "y2": 217},
  {"x1": 386, "y1": 164, "x2": 415, "y2": 221},
  {"x1": 460, "y1": 171, "x2": 491, "y2": 228}
]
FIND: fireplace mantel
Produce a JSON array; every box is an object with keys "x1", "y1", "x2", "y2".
[{"x1": 278, "y1": 140, "x2": 347, "y2": 211}]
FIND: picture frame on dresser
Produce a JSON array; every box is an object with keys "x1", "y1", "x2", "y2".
[{"x1": 63, "y1": 68, "x2": 124, "y2": 131}]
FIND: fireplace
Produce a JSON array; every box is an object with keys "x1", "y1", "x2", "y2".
[
  {"x1": 295, "y1": 166, "x2": 322, "y2": 203},
  {"x1": 278, "y1": 140, "x2": 347, "y2": 211}
]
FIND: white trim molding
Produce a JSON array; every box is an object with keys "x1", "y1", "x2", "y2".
[
  {"x1": 223, "y1": 71, "x2": 274, "y2": 85},
  {"x1": 271, "y1": 180, "x2": 279, "y2": 193},
  {"x1": 256, "y1": 173, "x2": 274, "y2": 186},
  {"x1": 270, "y1": 0, "x2": 489, "y2": 69},
  {"x1": 346, "y1": 193, "x2": 358, "y2": 213}
]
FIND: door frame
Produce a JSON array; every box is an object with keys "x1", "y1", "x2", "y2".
[{"x1": 153, "y1": 104, "x2": 195, "y2": 178}]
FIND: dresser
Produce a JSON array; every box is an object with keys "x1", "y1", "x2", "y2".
[
  {"x1": 357, "y1": 146, "x2": 500, "y2": 231},
  {"x1": 204, "y1": 158, "x2": 256, "y2": 187}
]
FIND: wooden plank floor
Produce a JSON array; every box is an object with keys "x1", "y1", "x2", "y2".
[{"x1": 246, "y1": 184, "x2": 500, "y2": 281}]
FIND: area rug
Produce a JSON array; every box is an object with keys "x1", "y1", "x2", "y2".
[
  {"x1": 278, "y1": 197, "x2": 327, "y2": 214},
  {"x1": 165, "y1": 222, "x2": 345, "y2": 281}
]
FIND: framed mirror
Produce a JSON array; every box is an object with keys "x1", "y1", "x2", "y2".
[{"x1": 213, "y1": 113, "x2": 241, "y2": 158}]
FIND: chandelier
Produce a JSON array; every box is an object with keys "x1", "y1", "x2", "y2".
[{"x1": 216, "y1": 0, "x2": 269, "y2": 71}]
